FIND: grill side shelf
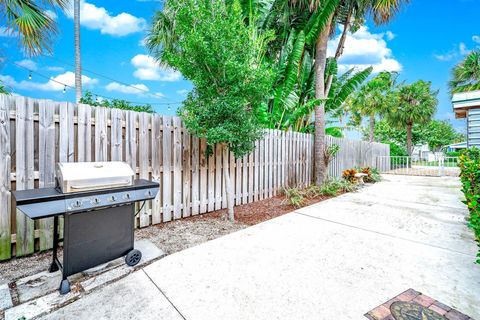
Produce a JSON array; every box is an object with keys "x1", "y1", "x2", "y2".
[{"x1": 12, "y1": 179, "x2": 160, "y2": 220}]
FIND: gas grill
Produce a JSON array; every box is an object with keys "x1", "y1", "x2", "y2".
[{"x1": 13, "y1": 161, "x2": 159, "y2": 294}]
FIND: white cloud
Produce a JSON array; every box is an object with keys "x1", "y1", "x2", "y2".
[
  {"x1": 65, "y1": 1, "x2": 146, "y2": 36},
  {"x1": 328, "y1": 26, "x2": 402, "y2": 73},
  {"x1": 45, "y1": 10, "x2": 58, "y2": 20},
  {"x1": 131, "y1": 54, "x2": 181, "y2": 81},
  {"x1": 0, "y1": 72, "x2": 97, "y2": 92},
  {"x1": 105, "y1": 82, "x2": 149, "y2": 94},
  {"x1": 176, "y1": 89, "x2": 189, "y2": 96},
  {"x1": 473, "y1": 35, "x2": 480, "y2": 44},
  {"x1": 434, "y1": 43, "x2": 470, "y2": 61},
  {"x1": 16, "y1": 59, "x2": 37, "y2": 71},
  {"x1": 46, "y1": 66, "x2": 65, "y2": 72},
  {"x1": 385, "y1": 31, "x2": 395, "y2": 41}
]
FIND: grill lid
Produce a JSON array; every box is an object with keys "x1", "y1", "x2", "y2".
[{"x1": 56, "y1": 161, "x2": 135, "y2": 193}]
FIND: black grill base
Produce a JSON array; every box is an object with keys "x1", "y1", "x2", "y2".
[{"x1": 50, "y1": 204, "x2": 136, "y2": 294}]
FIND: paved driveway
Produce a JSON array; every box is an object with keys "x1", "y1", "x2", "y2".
[{"x1": 44, "y1": 175, "x2": 480, "y2": 319}]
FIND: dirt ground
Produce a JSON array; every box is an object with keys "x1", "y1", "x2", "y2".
[{"x1": 0, "y1": 192, "x2": 336, "y2": 284}]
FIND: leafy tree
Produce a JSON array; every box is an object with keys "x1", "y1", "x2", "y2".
[
  {"x1": 349, "y1": 71, "x2": 397, "y2": 142},
  {"x1": 1, "y1": 0, "x2": 67, "y2": 56},
  {"x1": 79, "y1": 91, "x2": 154, "y2": 113},
  {"x1": 147, "y1": 0, "x2": 273, "y2": 221},
  {"x1": 449, "y1": 50, "x2": 480, "y2": 94},
  {"x1": 386, "y1": 80, "x2": 438, "y2": 156},
  {"x1": 368, "y1": 119, "x2": 465, "y2": 154},
  {"x1": 423, "y1": 120, "x2": 466, "y2": 151}
]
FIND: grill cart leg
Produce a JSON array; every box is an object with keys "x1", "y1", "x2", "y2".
[
  {"x1": 48, "y1": 216, "x2": 60, "y2": 273},
  {"x1": 59, "y1": 278, "x2": 71, "y2": 295}
]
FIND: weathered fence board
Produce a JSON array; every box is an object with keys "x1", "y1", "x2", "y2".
[
  {"x1": 38, "y1": 99, "x2": 55, "y2": 251},
  {"x1": 0, "y1": 95, "x2": 11, "y2": 260},
  {"x1": 0, "y1": 95, "x2": 388, "y2": 260}
]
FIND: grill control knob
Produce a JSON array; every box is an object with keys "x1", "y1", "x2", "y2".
[
  {"x1": 72, "y1": 200, "x2": 82, "y2": 208},
  {"x1": 92, "y1": 198, "x2": 101, "y2": 205},
  {"x1": 109, "y1": 195, "x2": 117, "y2": 202},
  {"x1": 146, "y1": 190, "x2": 153, "y2": 197},
  {"x1": 124, "y1": 193, "x2": 131, "y2": 200}
]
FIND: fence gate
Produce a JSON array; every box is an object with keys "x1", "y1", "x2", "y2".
[{"x1": 376, "y1": 156, "x2": 460, "y2": 177}]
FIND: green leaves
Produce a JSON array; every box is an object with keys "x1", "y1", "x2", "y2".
[
  {"x1": 458, "y1": 147, "x2": 480, "y2": 264},
  {"x1": 449, "y1": 50, "x2": 480, "y2": 94},
  {"x1": 148, "y1": 0, "x2": 273, "y2": 158},
  {"x1": 385, "y1": 80, "x2": 438, "y2": 130},
  {"x1": 2, "y1": 0, "x2": 67, "y2": 56},
  {"x1": 304, "y1": 0, "x2": 339, "y2": 45},
  {"x1": 79, "y1": 91, "x2": 154, "y2": 113}
]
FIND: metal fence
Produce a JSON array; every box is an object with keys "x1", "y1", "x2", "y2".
[{"x1": 376, "y1": 156, "x2": 460, "y2": 177}]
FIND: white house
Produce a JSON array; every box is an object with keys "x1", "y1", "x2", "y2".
[{"x1": 452, "y1": 90, "x2": 480, "y2": 147}]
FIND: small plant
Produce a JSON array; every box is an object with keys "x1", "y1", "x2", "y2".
[
  {"x1": 282, "y1": 187, "x2": 306, "y2": 208},
  {"x1": 360, "y1": 167, "x2": 381, "y2": 183},
  {"x1": 342, "y1": 168, "x2": 358, "y2": 183},
  {"x1": 305, "y1": 185, "x2": 323, "y2": 198}
]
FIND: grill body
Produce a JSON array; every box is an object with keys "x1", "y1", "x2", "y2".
[
  {"x1": 63, "y1": 205, "x2": 134, "y2": 277},
  {"x1": 13, "y1": 166, "x2": 159, "y2": 294}
]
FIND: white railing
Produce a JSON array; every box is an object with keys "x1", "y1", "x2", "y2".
[{"x1": 376, "y1": 156, "x2": 460, "y2": 177}]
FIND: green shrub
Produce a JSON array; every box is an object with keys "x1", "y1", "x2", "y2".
[
  {"x1": 282, "y1": 187, "x2": 305, "y2": 208},
  {"x1": 321, "y1": 178, "x2": 357, "y2": 194},
  {"x1": 446, "y1": 151, "x2": 461, "y2": 157},
  {"x1": 283, "y1": 178, "x2": 357, "y2": 207},
  {"x1": 458, "y1": 147, "x2": 480, "y2": 264},
  {"x1": 360, "y1": 167, "x2": 382, "y2": 183},
  {"x1": 389, "y1": 142, "x2": 408, "y2": 157}
]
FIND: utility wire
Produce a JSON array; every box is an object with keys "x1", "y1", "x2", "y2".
[
  {"x1": 43, "y1": 55, "x2": 180, "y2": 103},
  {"x1": 10, "y1": 61, "x2": 182, "y2": 107}
]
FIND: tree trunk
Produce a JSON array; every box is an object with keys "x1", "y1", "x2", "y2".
[
  {"x1": 325, "y1": 9, "x2": 352, "y2": 96},
  {"x1": 406, "y1": 123, "x2": 413, "y2": 156},
  {"x1": 222, "y1": 144, "x2": 234, "y2": 222},
  {"x1": 314, "y1": 17, "x2": 333, "y2": 186},
  {"x1": 74, "y1": 0, "x2": 82, "y2": 103},
  {"x1": 369, "y1": 114, "x2": 375, "y2": 143}
]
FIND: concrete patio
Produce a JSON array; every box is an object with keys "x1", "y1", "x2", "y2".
[{"x1": 23, "y1": 175, "x2": 480, "y2": 319}]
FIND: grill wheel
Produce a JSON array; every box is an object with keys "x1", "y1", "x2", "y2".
[{"x1": 125, "y1": 249, "x2": 142, "y2": 267}]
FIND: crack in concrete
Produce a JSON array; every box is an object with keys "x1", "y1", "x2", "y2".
[{"x1": 142, "y1": 269, "x2": 188, "y2": 320}]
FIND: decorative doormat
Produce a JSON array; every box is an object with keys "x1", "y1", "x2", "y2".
[{"x1": 364, "y1": 288, "x2": 475, "y2": 320}]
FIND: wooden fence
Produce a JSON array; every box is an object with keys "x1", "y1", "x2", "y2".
[{"x1": 0, "y1": 95, "x2": 388, "y2": 260}]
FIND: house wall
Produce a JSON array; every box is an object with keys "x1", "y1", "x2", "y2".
[{"x1": 468, "y1": 109, "x2": 480, "y2": 147}]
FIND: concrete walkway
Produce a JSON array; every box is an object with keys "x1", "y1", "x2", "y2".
[{"x1": 42, "y1": 175, "x2": 480, "y2": 320}]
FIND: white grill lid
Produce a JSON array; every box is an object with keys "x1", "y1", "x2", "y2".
[{"x1": 56, "y1": 161, "x2": 135, "y2": 193}]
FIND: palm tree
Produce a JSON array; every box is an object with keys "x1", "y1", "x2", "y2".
[
  {"x1": 74, "y1": 0, "x2": 82, "y2": 103},
  {"x1": 449, "y1": 50, "x2": 480, "y2": 94},
  {"x1": 349, "y1": 71, "x2": 397, "y2": 142},
  {"x1": 310, "y1": 0, "x2": 409, "y2": 184},
  {"x1": 0, "y1": 0, "x2": 67, "y2": 56},
  {"x1": 386, "y1": 80, "x2": 438, "y2": 156}
]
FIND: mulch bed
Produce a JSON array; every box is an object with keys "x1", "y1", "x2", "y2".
[{"x1": 199, "y1": 193, "x2": 337, "y2": 225}]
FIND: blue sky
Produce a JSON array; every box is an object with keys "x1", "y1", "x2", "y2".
[{"x1": 0, "y1": 0, "x2": 477, "y2": 132}]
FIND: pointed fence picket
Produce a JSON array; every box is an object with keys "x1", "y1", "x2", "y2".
[{"x1": 0, "y1": 95, "x2": 388, "y2": 259}]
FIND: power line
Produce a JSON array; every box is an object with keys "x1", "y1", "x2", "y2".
[
  {"x1": 43, "y1": 55, "x2": 181, "y2": 103},
  {"x1": 9, "y1": 61, "x2": 182, "y2": 107}
]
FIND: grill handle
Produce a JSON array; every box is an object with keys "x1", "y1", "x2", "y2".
[{"x1": 70, "y1": 180, "x2": 131, "y2": 190}]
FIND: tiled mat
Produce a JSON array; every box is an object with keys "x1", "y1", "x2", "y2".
[{"x1": 364, "y1": 288, "x2": 474, "y2": 320}]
